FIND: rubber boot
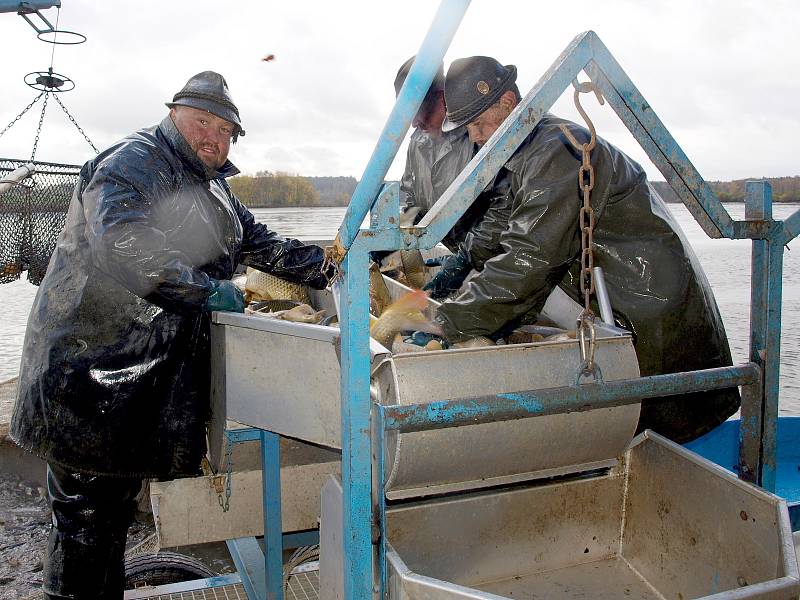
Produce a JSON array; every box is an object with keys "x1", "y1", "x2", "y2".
[{"x1": 42, "y1": 463, "x2": 142, "y2": 599}]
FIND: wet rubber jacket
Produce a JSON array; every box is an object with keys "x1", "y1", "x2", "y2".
[
  {"x1": 11, "y1": 116, "x2": 328, "y2": 477},
  {"x1": 436, "y1": 115, "x2": 739, "y2": 443},
  {"x1": 401, "y1": 128, "x2": 490, "y2": 250}
]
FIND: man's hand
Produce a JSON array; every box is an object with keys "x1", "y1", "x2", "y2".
[
  {"x1": 423, "y1": 251, "x2": 472, "y2": 300},
  {"x1": 204, "y1": 280, "x2": 245, "y2": 313}
]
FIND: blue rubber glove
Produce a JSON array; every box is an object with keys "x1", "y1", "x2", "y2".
[
  {"x1": 423, "y1": 251, "x2": 471, "y2": 300},
  {"x1": 403, "y1": 331, "x2": 449, "y2": 348},
  {"x1": 204, "y1": 280, "x2": 245, "y2": 313}
]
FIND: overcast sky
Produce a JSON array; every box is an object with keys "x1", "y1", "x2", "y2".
[{"x1": 0, "y1": 1, "x2": 797, "y2": 182}]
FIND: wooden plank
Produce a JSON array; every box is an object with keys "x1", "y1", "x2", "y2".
[{"x1": 151, "y1": 461, "x2": 340, "y2": 547}]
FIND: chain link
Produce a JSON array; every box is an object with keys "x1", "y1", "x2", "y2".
[
  {"x1": 52, "y1": 93, "x2": 100, "y2": 154},
  {"x1": 0, "y1": 92, "x2": 45, "y2": 140},
  {"x1": 30, "y1": 92, "x2": 51, "y2": 162},
  {"x1": 322, "y1": 242, "x2": 343, "y2": 285},
  {"x1": 558, "y1": 78, "x2": 605, "y2": 379},
  {"x1": 217, "y1": 434, "x2": 234, "y2": 512}
]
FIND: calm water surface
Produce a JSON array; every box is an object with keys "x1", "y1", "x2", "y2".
[{"x1": 2, "y1": 204, "x2": 799, "y2": 415}]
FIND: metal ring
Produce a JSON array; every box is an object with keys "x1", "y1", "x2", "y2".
[
  {"x1": 24, "y1": 70, "x2": 75, "y2": 93},
  {"x1": 36, "y1": 29, "x2": 87, "y2": 45}
]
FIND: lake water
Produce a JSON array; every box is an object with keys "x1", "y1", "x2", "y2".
[{"x1": 2, "y1": 204, "x2": 799, "y2": 415}]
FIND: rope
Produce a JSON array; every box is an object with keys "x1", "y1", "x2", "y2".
[{"x1": 283, "y1": 545, "x2": 320, "y2": 590}]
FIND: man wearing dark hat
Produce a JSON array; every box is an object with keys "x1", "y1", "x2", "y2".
[
  {"x1": 394, "y1": 56, "x2": 484, "y2": 250},
  {"x1": 430, "y1": 56, "x2": 740, "y2": 444},
  {"x1": 11, "y1": 71, "x2": 330, "y2": 598}
]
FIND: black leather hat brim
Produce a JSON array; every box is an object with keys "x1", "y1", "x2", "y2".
[
  {"x1": 166, "y1": 98, "x2": 243, "y2": 132},
  {"x1": 442, "y1": 64, "x2": 517, "y2": 133}
]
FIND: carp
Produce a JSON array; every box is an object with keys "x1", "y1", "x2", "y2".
[{"x1": 370, "y1": 290, "x2": 441, "y2": 349}]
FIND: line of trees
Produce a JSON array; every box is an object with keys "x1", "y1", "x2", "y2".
[
  {"x1": 230, "y1": 172, "x2": 800, "y2": 208},
  {"x1": 652, "y1": 176, "x2": 800, "y2": 203},
  {"x1": 229, "y1": 172, "x2": 357, "y2": 208}
]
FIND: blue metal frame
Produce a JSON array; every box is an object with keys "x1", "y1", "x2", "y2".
[
  {"x1": 334, "y1": 3, "x2": 471, "y2": 597},
  {"x1": 332, "y1": 22, "x2": 800, "y2": 600},
  {"x1": 0, "y1": 0, "x2": 59, "y2": 12},
  {"x1": 224, "y1": 428, "x2": 321, "y2": 600},
  {"x1": 215, "y1": 12, "x2": 798, "y2": 600}
]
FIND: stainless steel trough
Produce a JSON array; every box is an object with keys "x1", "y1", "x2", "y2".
[
  {"x1": 210, "y1": 280, "x2": 640, "y2": 496},
  {"x1": 320, "y1": 432, "x2": 800, "y2": 599}
]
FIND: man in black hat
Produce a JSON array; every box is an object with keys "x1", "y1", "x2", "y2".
[
  {"x1": 11, "y1": 71, "x2": 330, "y2": 598},
  {"x1": 394, "y1": 56, "x2": 491, "y2": 251},
  {"x1": 430, "y1": 56, "x2": 740, "y2": 444}
]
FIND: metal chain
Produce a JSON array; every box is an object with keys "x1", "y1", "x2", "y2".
[
  {"x1": 322, "y1": 243, "x2": 343, "y2": 285},
  {"x1": 0, "y1": 92, "x2": 45, "y2": 140},
  {"x1": 558, "y1": 79, "x2": 605, "y2": 379},
  {"x1": 51, "y1": 93, "x2": 100, "y2": 154},
  {"x1": 30, "y1": 92, "x2": 51, "y2": 162},
  {"x1": 217, "y1": 435, "x2": 234, "y2": 512}
]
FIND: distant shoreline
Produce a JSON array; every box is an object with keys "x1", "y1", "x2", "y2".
[{"x1": 234, "y1": 175, "x2": 800, "y2": 209}]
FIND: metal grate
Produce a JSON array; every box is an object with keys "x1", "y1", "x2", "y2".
[
  {"x1": 0, "y1": 157, "x2": 80, "y2": 285},
  {"x1": 286, "y1": 570, "x2": 320, "y2": 600},
  {"x1": 123, "y1": 568, "x2": 320, "y2": 600}
]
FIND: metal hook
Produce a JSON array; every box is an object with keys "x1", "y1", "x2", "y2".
[{"x1": 571, "y1": 78, "x2": 605, "y2": 106}]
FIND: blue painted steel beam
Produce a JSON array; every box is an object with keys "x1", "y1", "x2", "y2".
[
  {"x1": 337, "y1": 244, "x2": 375, "y2": 599},
  {"x1": 335, "y1": 3, "x2": 472, "y2": 597},
  {"x1": 227, "y1": 427, "x2": 262, "y2": 444},
  {"x1": 585, "y1": 61, "x2": 722, "y2": 239},
  {"x1": 741, "y1": 181, "x2": 771, "y2": 484},
  {"x1": 382, "y1": 364, "x2": 759, "y2": 434},
  {"x1": 739, "y1": 181, "x2": 782, "y2": 492},
  {"x1": 282, "y1": 529, "x2": 319, "y2": 550},
  {"x1": 585, "y1": 35, "x2": 734, "y2": 239},
  {"x1": 336, "y1": 0, "x2": 470, "y2": 252},
  {"x1": 374, "y1": 406, "x2": 388, "y2": 600},
  {"x1": 261, "y1": 431, "x2": 283, "y2": 600},
  {"x1": 227, "y1": 537, "x2": 266, "y2": 600},
  {"x1": 762, "y1": 237, "x2": 784, "y2": 491},
  {"x1": 369, "y1": 183, "x2": 401, "y2": 231},
  {"x1": 418, "y1": 31, "x2": 592, "y2": 248},
  {"x1": 780, "y1": 208, "x2": 800, "y2": 245},
  {"x1": 0, "y1": 1, "x2": 59, "y2": 11}
]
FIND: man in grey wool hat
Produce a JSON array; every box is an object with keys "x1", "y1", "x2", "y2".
[
  {"x1": 429, "y1": 56, "x2": 740, "y2": 444},
  {"x1": 11, "y1": 71, "x2": 331, "y2": 598}
]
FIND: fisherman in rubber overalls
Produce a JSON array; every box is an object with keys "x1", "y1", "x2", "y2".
[
  {"x1": 427, "y1": 56, "x2": 740, "y2": 444},
  {"x1": 10, "y1": 72, "x2": 331, "y2": 599}
]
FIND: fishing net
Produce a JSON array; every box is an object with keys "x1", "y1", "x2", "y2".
[{"x1": 0, "y1": 157, "x2": 79, "y2": 285}]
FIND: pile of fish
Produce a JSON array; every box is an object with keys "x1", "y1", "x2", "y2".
[{"x1": 236, "y1": 257, "x2": 576, "y2": 350}]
